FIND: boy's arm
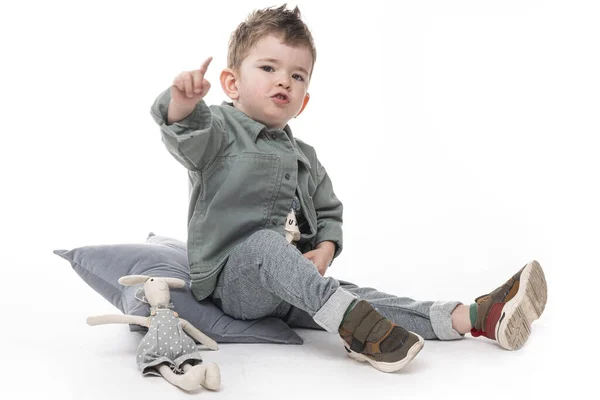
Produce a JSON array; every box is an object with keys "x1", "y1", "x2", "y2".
[
  {"x1": 312, "y1": 158, "x2": 344, "y2": 262},
  {"x1": 150, "y1": 57, "x2": 225, "y2": 171},
  {"x1": 150, "y1": 89, "x2": 226, "y2": 171}
]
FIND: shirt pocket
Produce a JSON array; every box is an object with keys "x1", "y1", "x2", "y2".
[{"x1": 190, "y1": 152, "x2": 281, "y2": 254}]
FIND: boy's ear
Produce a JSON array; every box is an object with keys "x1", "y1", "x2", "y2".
[
  {"x1": 295, "y1": 93, "x2": 310, "y2": 117},
  {"x1": 220, "y1": 68, "x2": 239, "y2": 100}
]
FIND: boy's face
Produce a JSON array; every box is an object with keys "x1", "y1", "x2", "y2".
[{"x1": 232, "y1": 34, "x2": 312, "y2": 129}]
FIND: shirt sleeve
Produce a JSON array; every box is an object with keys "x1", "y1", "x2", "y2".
[
  {"x1": 150, "y1": 88, "x2": 226, "y2": 171},
  {"x1": 312, "y1": 157, "x2": 344, "y2": 262}
]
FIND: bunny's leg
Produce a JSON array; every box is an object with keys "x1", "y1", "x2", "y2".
[
  {"x1": 155, "y1": 364, "x2": 201, "y2": 391},
  {"x1": 181, "y1": 362, "x2": 221, "y2": 391}
]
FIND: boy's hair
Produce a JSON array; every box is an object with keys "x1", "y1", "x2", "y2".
[{"x1": 228, "y1": 4, "x2": 316, "y2": 75}]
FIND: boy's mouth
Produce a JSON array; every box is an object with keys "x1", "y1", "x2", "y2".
[{"x1": 271, "y1": 93, "x2": 290, "y2": 104}]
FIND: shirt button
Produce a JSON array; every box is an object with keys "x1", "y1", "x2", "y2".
[{"x1": 285, "y1": 173, "x2": 290, "y2": 180}]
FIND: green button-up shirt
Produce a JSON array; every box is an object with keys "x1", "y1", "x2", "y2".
[{"x1": 151, "y1": 89, "x2": 344, "y2": 300}]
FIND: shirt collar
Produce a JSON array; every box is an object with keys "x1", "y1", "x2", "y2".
[
  {"x1": 220, "y1": 102, "x2": 266, "y2": 142},
  {"x1": 220, "y1": 102, "x2": 311, "y2": 168}
]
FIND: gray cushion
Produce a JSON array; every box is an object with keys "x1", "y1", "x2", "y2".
[{"x1": 54, "y1": 233, "x2": 303, "y2": 344}]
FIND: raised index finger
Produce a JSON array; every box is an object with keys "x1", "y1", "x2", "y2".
[{"x1": 198, "y1": 56, "x2": 213, "y2": 76}]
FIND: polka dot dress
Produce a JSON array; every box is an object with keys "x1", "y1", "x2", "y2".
[{"x1": 136, "y1": 307, "x2": 203, "y2": 376}]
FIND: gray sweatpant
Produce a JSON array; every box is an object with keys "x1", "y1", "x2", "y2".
[{"x1": 211, "y1": 229, "x2": 464, "y2": 340}]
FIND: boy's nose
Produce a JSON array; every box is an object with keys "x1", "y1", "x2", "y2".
[{"x1": 276, "y1": 75, "x2": 291, "y2": 89}]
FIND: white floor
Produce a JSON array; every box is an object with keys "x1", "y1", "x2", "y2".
[{"x1": 2, "y1": 253, "x2": 587, "y2": 400}]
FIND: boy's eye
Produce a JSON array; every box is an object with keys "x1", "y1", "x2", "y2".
[
  {"x1": 292, "y1": 74, "x2": 305, "y2": 82},
  {"x1": 261, "y1": 66, "x2": 274, "y2": 72}
]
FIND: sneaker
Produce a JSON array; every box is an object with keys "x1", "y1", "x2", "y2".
[
  {"x1": 472, "y1": 260, "x2": 547, "y2": 350},
  {"x1": 338, "y1": 300, "x2": 424, "y2": 373}
]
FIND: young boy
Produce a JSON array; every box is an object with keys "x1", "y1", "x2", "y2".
[{"x1": 150, "y1": 5, "x2": 547, "y2": 373}]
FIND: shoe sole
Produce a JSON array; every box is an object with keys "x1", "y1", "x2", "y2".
[
  {"x1": 496, "y1": 260, "x2": 547, "y2": 350},
  {"x1": 344, "y1": 333, "x2": 425, "y2": 373}
]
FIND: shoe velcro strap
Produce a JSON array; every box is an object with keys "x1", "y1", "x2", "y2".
[
  {"x1": 353, "y1": 309, "x2": 386, "y2": 346},
  {"x1": 350, "y1": 337, "x2": 365, "y2": 353}
]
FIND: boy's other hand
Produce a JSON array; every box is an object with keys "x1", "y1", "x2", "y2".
[
  {"x1": 170, "y1": 56, "x2": 213, "y2": 110},
  {"x1": 303, "y1": 242, "x2": 335, "y2": 276}
]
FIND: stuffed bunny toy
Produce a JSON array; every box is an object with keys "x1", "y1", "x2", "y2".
[{"x1": 87, "y1": 275, "x2": 221, "y2": 392}]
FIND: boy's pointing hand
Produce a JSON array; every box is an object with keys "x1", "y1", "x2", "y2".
[{"x1": 171, "y1": 57, "x2": 213, "y2": 109}]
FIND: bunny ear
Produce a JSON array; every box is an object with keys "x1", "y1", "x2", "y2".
[
  {"x1": 162, "y1": 278, "x2": 186, "y2": 289},
  {"x1": 118, "y1": 275, "x2": 150, "y2": 286}
]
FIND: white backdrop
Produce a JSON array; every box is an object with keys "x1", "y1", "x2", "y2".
[{"x1": 1, "y1": 0, "x2": 597, "y2": 398}]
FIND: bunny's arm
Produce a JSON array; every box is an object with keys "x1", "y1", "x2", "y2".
[
  {"x1": 179, "y1": 318, "x2": 219, "y2": 350},
  {"x1": 87, "y1": 314, "x2": 149, "y2": 327}
]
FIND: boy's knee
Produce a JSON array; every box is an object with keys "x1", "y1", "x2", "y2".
[
  {"x1": 246, "y1": 229, "x2": 287, "y2": 249},
  {"x1": 229, "y1": 229, "x2": 302, "y2": 272}
]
